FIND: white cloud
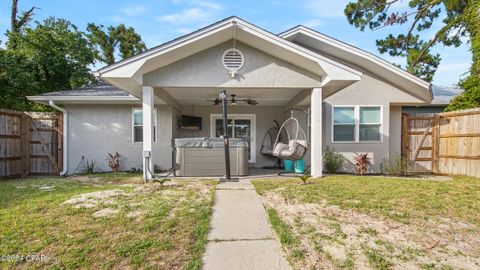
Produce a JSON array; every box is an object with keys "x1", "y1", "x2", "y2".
[
  {"x1": 157, "y1": 8, "x2": 210, "y2": 24},
  {"x1": 303, "y1": 0, "x2": 350, "y2": 18},
  {"x1": 302, "y1": 19, "x2": 324, "y2": 28},
  {"x1": 436, "y1": 62, "x2": 470, "y2": 72},
  {"x1": 193, "y1": 0, "x2": 223, "y2": 10},
  {"x1": 433, "y1": 61, "x2": 471, "y2": 85},
  {"x1": 176, "y1": 27, "x2": 194, "y2": 34},
  {"x1": 120, "y1": 5, "x2": 147, "y2": 17}
]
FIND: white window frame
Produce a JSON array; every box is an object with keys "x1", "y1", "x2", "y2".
[
  {"x1": 132, "y1": 107, "x2": 157, "y2": 143},
  {"x1": 210, "y1": 114, "x2": 256, "y2": 163},
  {"x1": 331, "y1": 105, "x2": 383, "y2": 143}
]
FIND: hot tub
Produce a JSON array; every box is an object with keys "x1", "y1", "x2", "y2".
[{"x1": 173, "y1": 137, "x2": 249, "y2": 176}]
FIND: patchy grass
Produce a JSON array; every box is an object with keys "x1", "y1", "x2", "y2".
[
  {"x1": 267, "y1": 208, "x2": 306, "y2": 266},
  {"x1": 253, "y1": 175, "x2": 480, "y2": 224},
  {"x1": 253, "y1": 175, "x2": 480, "y2": 269},
  {"x1": 0, "y1": 174, "x2": 216, "y2": 269}
]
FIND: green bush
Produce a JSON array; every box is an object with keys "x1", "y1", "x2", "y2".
[
  {"x1": 323, "y1": 147, "x2": 344, "y2": 173},
  {"x1": 380, "y1": 156, "x2": 406, "y2": 176}
]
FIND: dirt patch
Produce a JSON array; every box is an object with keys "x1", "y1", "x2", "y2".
[
  {"x1": 126, "y1": 210, "x2": 143, "y2": 218},
  {"x1": 72, "y1": 176, "x2": 101, "y2": 182},
  {"x1": 262, "y1": 192, "x2": 480, "y2": 270},
  {"x1": 62, "y1": 189, "x2": 130, "y2": 208},
  {"x1": 377, "y1": 175, "x2": 453, "y2": 181},
  {"x1": 92, "y1": 208, "x2": 119, "y2": 218},
  {"x1": 39, "y1": 185, "x2": 55, "y2": 191}
]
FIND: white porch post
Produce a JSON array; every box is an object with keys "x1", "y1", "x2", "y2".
[
  {"x1": 142, "y1": 86, "x2": 154, "y2": 182},
  {"x1": 311, "y1": 87, "x2": 323, "y2": 177}
]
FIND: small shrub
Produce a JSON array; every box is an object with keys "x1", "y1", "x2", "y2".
[
  {"x1": 381, "y1": 156, "x2": 406, "y2": 176},
  {"x1": 323, "y1": 147, "x2": 344, "y2": 173},
  {"x1": 106, "y1": 152, "x2": 120, "y2": 172},
  {"x1": 297, "y1": 172, "x2": 312, "y2": 185},
  {"x1": 354, "y1": 153, "x2": 370, "y2": 175},
  {"x1": 83, "y1": 160, "x2": 96, "y2": 174}
]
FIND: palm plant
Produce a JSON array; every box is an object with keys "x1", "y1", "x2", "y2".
[{"x1": 354, "y1": 153, "x2": 370, "y2": 175}]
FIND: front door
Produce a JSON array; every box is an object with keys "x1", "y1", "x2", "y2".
[{"x1": 210, "y1": 114, "x2": 256, "y2": 163}]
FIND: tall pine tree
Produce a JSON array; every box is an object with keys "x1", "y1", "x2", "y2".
[{"x1": 344, "y1": 0, "x2": 479, "y2": 110}]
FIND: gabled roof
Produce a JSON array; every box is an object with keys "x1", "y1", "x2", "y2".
[
  {"x1": 29, "y1": 16, "x2": 433, "y2": 105},
  {"x1": 27, "y1": 82, "x2": 139, "y2": 105},
  {"x1": 431, "y1": 85, "x2": 462, "y2": 105},
  {"x1": 39, "y1": 82, "x2": 129, "y2": 97},
  {"x1": 98, "y1": 16, "x2": 363, "y2": 98},
  {"x1": 279, "y1": 25, "x2": 431, "y2": 102}
]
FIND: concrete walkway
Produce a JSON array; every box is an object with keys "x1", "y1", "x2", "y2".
[{"x1": 202, "y1": 179, "x2": 291, "y2": 270}]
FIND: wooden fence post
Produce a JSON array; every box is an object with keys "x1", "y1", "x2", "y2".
[
  {"x1": 431, "y1": 114, "x2": 440, "y2": 174},
  {"x1": 401, "y1": 113, "x2": 409, "y2": 172},
  {"x1": 21, "y1": 113, "x2": 30, "y2": 178}
]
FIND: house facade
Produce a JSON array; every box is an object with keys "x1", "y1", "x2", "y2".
[{"x1": 28, "y1": 17, "x2": 432, "y2": 178}]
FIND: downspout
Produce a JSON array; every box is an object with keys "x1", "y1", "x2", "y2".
[{"x1": 48, "y1": 100, "x2": 68, "y2": 176}]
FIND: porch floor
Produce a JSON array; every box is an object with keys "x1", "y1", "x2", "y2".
[{"x1": 156, "y1": 168, "x2": 284, "y2": 180}]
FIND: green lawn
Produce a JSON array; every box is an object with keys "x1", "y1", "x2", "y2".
[
  {"x1": 253, "y1": 175, "x2": 480, "y2": 224},
  {"x1": 253, "y1": 175, "x2": 480, "y2": 270},
  {"x1": 0, "y1": 173, "x2": 216, "y2": 270}
]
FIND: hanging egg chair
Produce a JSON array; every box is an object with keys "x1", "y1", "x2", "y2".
[{"x1": 272, "y1": 117, "x2": 308, "y2": 161}]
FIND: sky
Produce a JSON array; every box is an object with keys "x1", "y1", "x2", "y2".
[{"x1": 0, "y1": 0, "x2": 472, "y2": 86}]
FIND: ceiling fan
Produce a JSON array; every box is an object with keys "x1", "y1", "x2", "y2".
[{"x1": 207, "y1": 94, "x2": 258, "y2": 106}]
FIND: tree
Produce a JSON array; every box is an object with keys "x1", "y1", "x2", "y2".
[
  {"x1": 1, "y1": 18, "x2": 96, "y2": 110},
  {"x1": 445, "y1": 0, "x2": 480, "y2": 111},
  {"x1": 8, "y1": 0, "x2": 36, "y2": 49},
  {"x1": 345, "y1": 0, "x2": 480, "y2": 111},
  {"x1": 87, "y1": 23, "x2": 146, "y2": 65}
]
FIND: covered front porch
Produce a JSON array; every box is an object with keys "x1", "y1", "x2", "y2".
[{"x1": 97, "y1": 17, "x2": 362, "y2": 180}]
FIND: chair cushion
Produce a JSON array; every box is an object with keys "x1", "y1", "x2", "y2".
[{"x1": 273, "y1": 143, "x2": 289, "y2": 157}]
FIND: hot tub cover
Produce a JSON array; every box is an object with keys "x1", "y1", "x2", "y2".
[{"x1": 173, "y1": 137, "x2": 248, "y2": 148}]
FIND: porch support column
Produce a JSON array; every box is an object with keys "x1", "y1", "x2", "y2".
[
  {"x1": 142, "y1": 86, "x2": 154, "y2": 182},
  {"x1": 311, "y1": 87, "x2": 323, "y2": 178}
]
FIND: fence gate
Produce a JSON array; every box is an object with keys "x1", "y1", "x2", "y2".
[
  {"x1": 0, "y1": 109, "x2": 63, "y2": 178},
  {"x1": 401, "y1": 113, "x2": 436, "y2": 173}
]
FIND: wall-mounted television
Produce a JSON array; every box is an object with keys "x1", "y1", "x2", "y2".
[{"x1": 179, "y1": 115, "x2": 202, "y2": 130}]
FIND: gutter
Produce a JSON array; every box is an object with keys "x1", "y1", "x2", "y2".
[{"x1": 48, "y1": 101, "x2": 68, "y2": 176}]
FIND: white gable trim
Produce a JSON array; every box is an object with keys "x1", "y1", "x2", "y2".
[
  {"x1": 98, "y1": 17, "x2": 362, "y2": 83},
  {"x1": 280, "y1": 26, "x2": 431, "y2": 91}
]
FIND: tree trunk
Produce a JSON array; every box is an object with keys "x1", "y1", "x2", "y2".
[{"x1": 11, "y1": 0, "x2": 18, "y2": 33}]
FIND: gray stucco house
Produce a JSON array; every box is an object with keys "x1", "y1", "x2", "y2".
[{"x1": 28, "y1": 16, "x2": 443, "y2": 179}]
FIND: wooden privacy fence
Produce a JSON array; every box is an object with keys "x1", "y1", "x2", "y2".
[
  {"x1": 402, "y1": 108, "x2": 480, "y2": 177},
  {"x1": 0, "y1": 109, "x2": 63, "y2": 178}
]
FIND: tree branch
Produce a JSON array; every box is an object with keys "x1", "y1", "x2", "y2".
[
  {"x1": 405, "y1": 2, "x2": 433, "y2": 44},
  {"x1": 412, "y1": 34, "x2": 439, "y2": 67},
  {"x1": 412, "y1": 14, "x2": 464, "y2": 67}
]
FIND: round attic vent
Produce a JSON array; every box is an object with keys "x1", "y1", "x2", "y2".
[{"x1": 222, "y1": 49, "x2": 244, "y2": 72}]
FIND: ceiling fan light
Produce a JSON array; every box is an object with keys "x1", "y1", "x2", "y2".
[{"x1": 247, "y1": 99, "x2": 258, "y2": 105}]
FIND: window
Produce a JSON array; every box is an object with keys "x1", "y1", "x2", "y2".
[
  {"x1": 333, "y1": 107, "x2": 355, "y2": 142},
  {"x1": 332, "y1": 106, "x2": 382, "y2": 143},
  {"x1": 132, "y1": 108, "x2": 156, "y2": 143},
  {"x1": 360, "y1": 107, "x2": 381, "y2": 141},
  {"x1": 210, "y1": 114, "x2": 256, "y2": 163}
]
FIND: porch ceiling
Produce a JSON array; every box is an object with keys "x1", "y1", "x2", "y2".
[{"x1": 161, "y1": 87, "x2": 305, "y2": 106}]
